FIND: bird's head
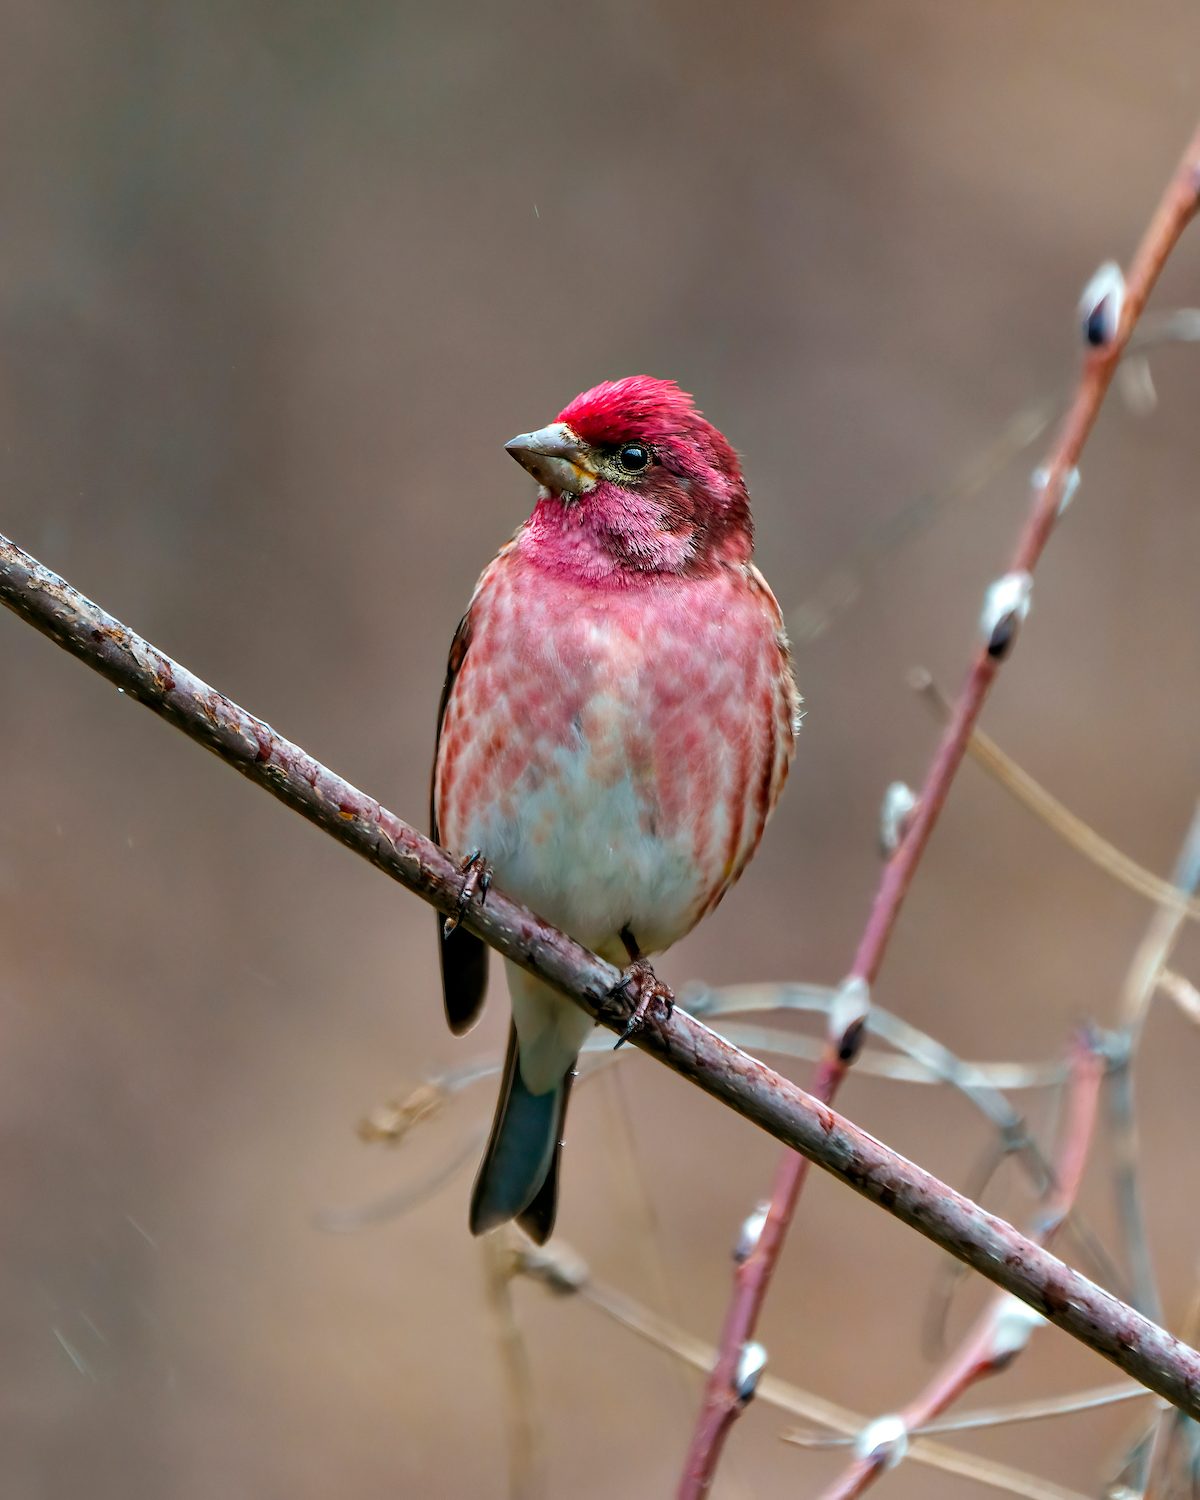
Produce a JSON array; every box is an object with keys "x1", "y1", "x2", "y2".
[{"x1": 505, "y1": 376, "x2": 753, "y2": 581}]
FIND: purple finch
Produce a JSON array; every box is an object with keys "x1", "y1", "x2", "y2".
[{"x1": 432, "y1": 376, "x2": 800, "y2": 1242}]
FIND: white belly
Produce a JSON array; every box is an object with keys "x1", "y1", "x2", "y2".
[{"x1": 457, "y1": 725, "x2": 716, "y2": 963}]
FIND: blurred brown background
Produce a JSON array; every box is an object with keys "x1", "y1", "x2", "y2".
[{"x1": 2, "y1": 3, "x2": 1199, "y2": 1496}]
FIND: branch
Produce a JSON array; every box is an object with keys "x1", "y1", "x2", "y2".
[
  {"x1": 1105, "y1": 804, "x2": 1200, "y2": 1496},
  {"x1": 678, "y1": 119, "x2": 1200, "y2": 1496},
  {"x1": 789, "y1": 306, "x2": 1200, "y2": 646},
  {"x1": 915, "y1": 674, "x2": 1200, "y2": 921},
  {"x1": 4, "y1": 533, "x2": 1200, "y2": 1425},
  {"x1": 816, "y1": 1031, "x2": 1105, "y2": 1499},
  {"x1": 516, "y1": 1245, "x2": 1096, "y2": 1500}
]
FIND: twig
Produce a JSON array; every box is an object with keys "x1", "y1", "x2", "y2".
[
  {"x1": 700, "y1": 984, "x2": 1121, "y2": 1289},
  {"x1": 1105, "y1": 806, "x2": 1200, "y2": 1497},
  {"x1": 1131, "y1": 1280, "x2": 1200, "y2": 1498},
  {"x1": 516, "y1": 1246, "x2": 1094, "y2": 1500},
  {"x1": 915, "y1": 675, "x2": 1200, "y2": 921},
  {"x1": 815, "y1": 1031, "x2": 1105, "y2": 1498},
  {"x1": 321, "y1": 1002, "x2": 1066, "y2": 1234},
  {"x1": 1158, "y1": 970, "x2": 1200, "y2": 1027},
  {"x1": 482, "y1": 1232, "x2": 544, "y2": 1500},
  {"x1": 600, "y1": 1064, "x2": 701, "y2": 1430},
  {"x1": 784, "y1": 1381, "x2": 1151, "y2": 1445},
  {"x1": 313, "y1": 1128, "x2": 485, "y2": 1233},
  {"x1": 692, "y1": 983, "x2": 1066, "y2": 1094},
  {"x1": 713, "y1": 1020, "x2": 1064, "y2": 1088},
  {"x1": 788, "y1": 307, "x2": 1200, "y2": 646},
  {"x1": 3, "y1": 532, "x2": 1200, "y2": 1422},
  {"x1": 1108, "y1": 812, "x2": 1200, "y2": 1328},
  {"x1": 1118, "y1": 807, "x2": 1200, "y2": 1035},
  {"x1": 0, "y1": 118, "x2": 1192, "y2": 1500},
  {"x1": 1161, "y1": 1273, "x2": 1200, "y2": 1495},
  {"x1": 680, "y1": 120, "x2": 1200, "y2": 1500}
]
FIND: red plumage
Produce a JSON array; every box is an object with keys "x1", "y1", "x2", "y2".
[
  {"x1": 558, "y1": 376, "x2": 736, "y2": 463},
  {"x1": 433, "y1": 376, "x2": 800, "y2": 1241}
]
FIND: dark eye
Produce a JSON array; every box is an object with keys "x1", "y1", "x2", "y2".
[{"x1": 616, "y1": 443, "x2": 650, "y2": 473}]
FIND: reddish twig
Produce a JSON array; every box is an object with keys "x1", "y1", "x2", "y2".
[
  {"x1": 818, "y1": 1030, "x2": 1105, "y2": 1499},
  {"x1": 4, "y1": 533, "x2": 1200, "y2": 1421},
  {"x1": 520, "y1": 1246, "x2": 1102, "y2": 1500},
  {"x1": 679, "y1": 120, "x2": 1200, "y2": 1497}
]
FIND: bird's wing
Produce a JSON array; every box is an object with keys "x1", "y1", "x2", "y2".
[{"x1": 431, "y1": 608, "x2": 489, "y2": 1034}]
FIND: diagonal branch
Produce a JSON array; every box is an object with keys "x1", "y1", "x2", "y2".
[
  {"x1": 3, "y1": 528, "x2": 1200, "y2": 1422},
  {"x1": 517, "y1": 1245, "x2": 1097, "y2": 1500},
  {"x1": 816, "y1": 1030, "x2": 1106, "y2": 1498},
  {"x1": 678, "y1": 119, "x2": 1200, "y2": 1497},
  {"x1": 789, "y1": 306, "x2": 1200, "y2": 646}
]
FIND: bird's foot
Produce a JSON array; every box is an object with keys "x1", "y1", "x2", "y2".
[
  {"x1": 609, "y1": 960, "x2": 675, "y2": 1050},
  {"x1": 442, "y1": 849, "x2": 493, "y2": 937}
]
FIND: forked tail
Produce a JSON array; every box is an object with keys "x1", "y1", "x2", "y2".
[{"x1": 470, "y1": 1021, "x2": 574, "y2": 1245}]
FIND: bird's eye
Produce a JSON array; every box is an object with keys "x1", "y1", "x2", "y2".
[{"x1": 616, "y1": 443, "x2": 650, "y2": 473}]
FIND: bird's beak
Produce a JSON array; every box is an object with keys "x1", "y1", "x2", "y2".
[{"x1": 504, "y1": 422, "x2": 597, "y2": 495}]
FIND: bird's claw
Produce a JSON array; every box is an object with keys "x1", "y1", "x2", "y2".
[
  {"x1": 443, "y1": 849, "x2": 493, "y2": 938},
  {"x1": 609, "y1": 959, "x2": 675, "y2": 1049}
]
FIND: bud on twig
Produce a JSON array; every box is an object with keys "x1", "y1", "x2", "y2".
[
  {"x1": 1033, "y1": 464, "x2": 1081, "y2": 517},
  {"x1": 830, "y1": 975, "x2": 871, "y2": 1063},
  {"x1": 980, "y1": 571, "x2": 1033, "y2": 659},
  {"x1": 1079, "y1": 260, "x2": 1126, "y2": 347},
  {"x1": 879, "y1": 781, "x2": 917, "y2": 857},
  {"x1": 854, "y1": 1413, "x2": 909, "y2": 1470},
  {"x1": 734, "y1": 1201, "x2": 770, "y2": 1263},
  {"x1": 989, "y1": 1293, "x2": 1047, "y2": 1366},
  {"x1": 733, "y1": 1341, "x2": 767, "y2": 1405}
]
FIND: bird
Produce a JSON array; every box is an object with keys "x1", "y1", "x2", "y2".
[{"x1": 431, "y1": 375, "x2": 800, "y2": 1243}]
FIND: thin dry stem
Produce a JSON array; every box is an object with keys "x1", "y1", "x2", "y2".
[
  {"x1": 483, "y1": 1234, "x2": 544, "y2": 1500},
  {"x1": 785, "y1": 1381, "x2": 1151, "y2": 1446},
  {"x1": 1105, "y1": 806, "x2": 1200, "y2": 1497},
  {"x1": 1158, "y1": 970, "x2": 1200, "y2": 1026},
  {"x1": 1, "y1": 125, "x2": 1199, "y2": 1500},
  {"x1": 680, "y1": 119, "x2": 1200, "y2": 1500},
  {"x1": 789, "y1": 307, "x2": 1200, "y2": 646},
  {"x1": 516, "y1": 1246, "x2": 1093, "y2": 1500},
  {"x1": 816, "y1": 1031, "x2": 1105, "y2": 1499},
  {"x1": 915, "y1": 678, "x2": 1200, "y2": 921},
  {"x1": 4, "y1": 518, "x2": 1200, "y2": 1436}
]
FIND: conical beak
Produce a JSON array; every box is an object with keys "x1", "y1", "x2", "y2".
[{"x1": 504, "y1": 422, "x2": 596, "y2": 494}]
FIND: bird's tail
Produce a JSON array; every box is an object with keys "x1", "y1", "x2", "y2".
[{"x1": 470, "y1": 1020, "x2": 574, "y2": 1245}]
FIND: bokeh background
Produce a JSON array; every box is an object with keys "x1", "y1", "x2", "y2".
[{"x1": 2, "y1": 4, "x2": 1199, "y2": 1496}]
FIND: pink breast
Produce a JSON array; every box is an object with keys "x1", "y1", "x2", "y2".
[{"x1": 435, "y1": 550, "x2": 795, "y2": 941}]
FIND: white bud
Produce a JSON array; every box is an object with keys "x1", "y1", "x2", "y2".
[
  {"x1": 854, "y1": 1413, "x2": 909, "y2": 1469},
  {"x1": 734, "y1": 1201, "x2": 770, "y2": 1263},
  {"x1": 515, "y1": 1243, "x2": 589, "y2": 1294},
  {"x1": 1079, "y1": 260, "x2": 1125, "y2": 347},
  {"x1": 1036, "y1": 464, "x2": 1082, "y2": 517},
  {"x1": 989, "y1": 1293, "x2": 1046, "y2": 1362},
  {"x1": 734, "y1": 1341, "x2": 767, "y2": 1404},
  {"x1": 879, "y1": 781, "x2": 917, "y2": 857},
  {"x1": 829, "y1": 975, "x2": 871, "y2": 1060},
  {"x1": 980, "y1": 571, "x2": 1033, "y2": 658}
]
